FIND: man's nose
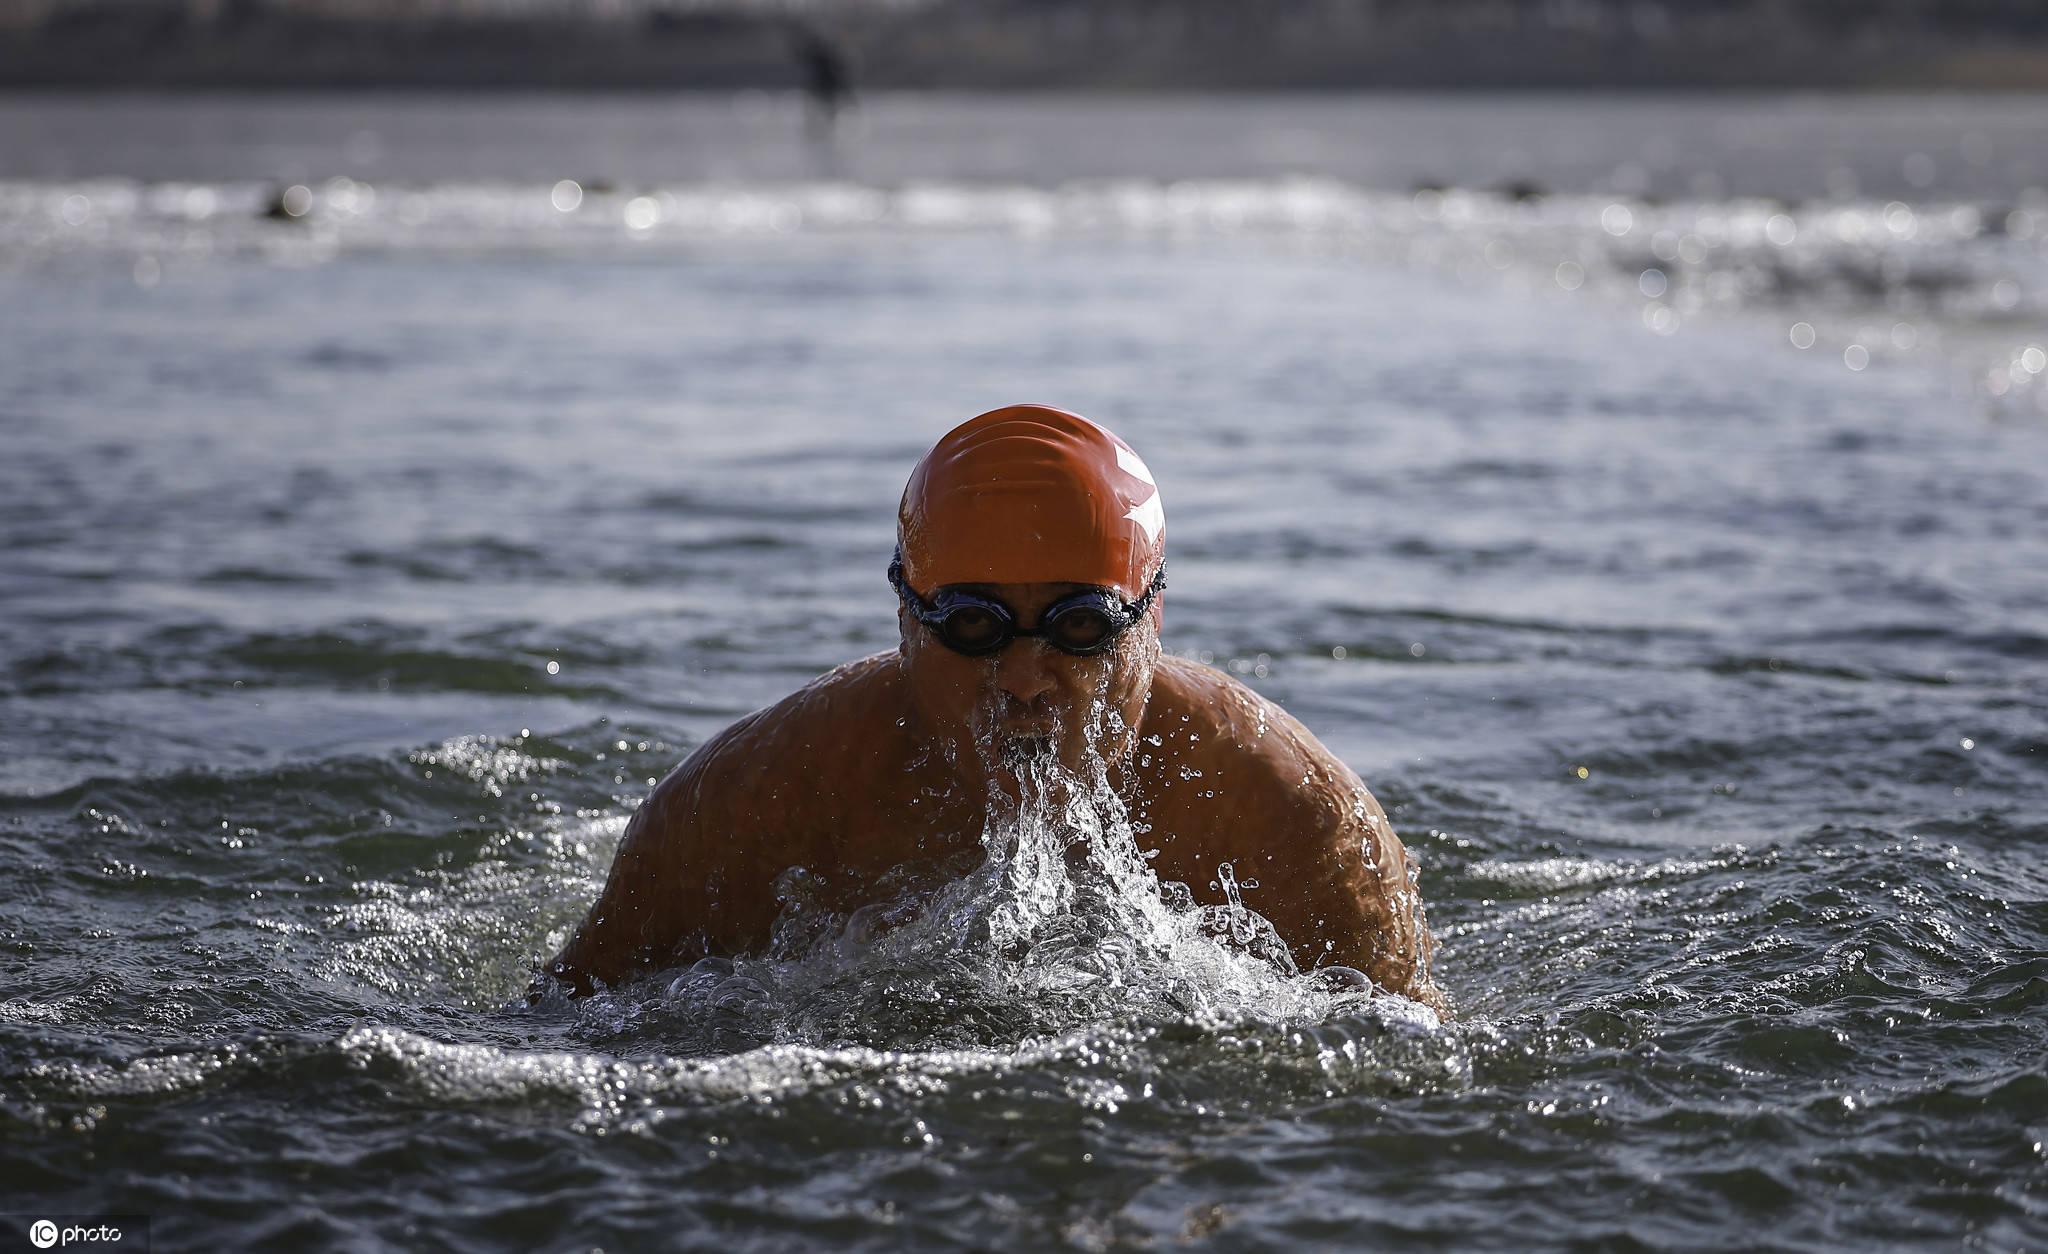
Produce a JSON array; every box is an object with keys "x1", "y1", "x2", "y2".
[{"x1": 992, "y1": 638, "x2": 1059, "y2": 706}]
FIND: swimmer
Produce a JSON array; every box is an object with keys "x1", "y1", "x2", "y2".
[{"x1": 535, "y1": 405, "x2": 1446, "y2": 1013}]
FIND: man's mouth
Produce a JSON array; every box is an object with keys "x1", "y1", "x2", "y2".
[{"x1": 994, "y1": 730, "x2": 1056, "y2": 767}]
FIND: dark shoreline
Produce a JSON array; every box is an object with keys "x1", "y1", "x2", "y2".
[{"x1": 4, "y1": 1, "x2": 2047, "y2": 92}]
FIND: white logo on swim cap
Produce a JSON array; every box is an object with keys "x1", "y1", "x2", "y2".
[
  {"x1": 1115, "y1": 444, "x2": 1164, "y2": 544},
  {"x1": 1114, "y1": 443, "x2": 1156, "y2": 488}
]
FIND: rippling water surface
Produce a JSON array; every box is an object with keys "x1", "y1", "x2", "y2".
[{"x1": 3, "y1": 93, "x2": 2046, "y2": 1252}]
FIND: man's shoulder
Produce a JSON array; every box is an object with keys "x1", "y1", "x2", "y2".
[
  {"x1": 656, "y1": 651, "x2": 909, "y2": 807},
  {"x1": 1147, "y1": 654, "x2": 1319, "y2": 762},
  {"x1": 1144, "y1": 654, "x2": 1365, "y2": 818},
  {"x1": 752, "y1": 649, "x2": 908, "y2": 744}
]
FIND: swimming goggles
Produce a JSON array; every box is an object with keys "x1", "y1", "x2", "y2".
[{"x1": 888, "y1": 552, "x2": 1166, "y2": 658}]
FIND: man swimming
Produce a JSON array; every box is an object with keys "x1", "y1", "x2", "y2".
[{"x1": 536, "y1": 404, "x2": 1446, "y2": 1012}]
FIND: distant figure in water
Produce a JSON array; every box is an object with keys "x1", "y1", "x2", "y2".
[
  {"x1": 787, "y1": 22, "x2": 853, "y2": 140},
  {"x1": 535, "y1": 405, "x2": 1446, "y2": 1012}
]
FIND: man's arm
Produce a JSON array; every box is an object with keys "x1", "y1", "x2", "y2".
[
  {"x1": 531, "y1": 773, "x2": 699, "y2": 998},
  {"x1": 1147, "y1": 660, "x2": 1448, "y2": 1015},
  {"x1": 1303, "y1": 775, "x2": 1447, "y2": 1015},
  {"x1": 1225, "y1": 733, "x2": 1446, "y2": 1014},
  {"x1": 529, "y1": 656, "x2": 905, "y2": 1000},
  {"x1": 530, "y1": 718, "x2": 787, "y2": 998}
]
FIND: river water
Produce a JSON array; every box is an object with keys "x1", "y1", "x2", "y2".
[{"x1": 2, "y1": 92, "x2": 2046, "y2": 1252}]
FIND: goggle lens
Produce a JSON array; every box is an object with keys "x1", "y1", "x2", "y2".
[
  {"x1": 938, "y1": 604, "x2": 1007, "y2": 654},
  {"x1": 1044, "y1": 605, "x2": 1114, "y2": 653}
]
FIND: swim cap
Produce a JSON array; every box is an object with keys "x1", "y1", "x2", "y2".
[{"x1": 897, "y1": 404, "x2": 1165, "y2": 600}]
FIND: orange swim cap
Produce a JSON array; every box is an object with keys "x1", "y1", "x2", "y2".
[{"x1": 898, "y1": 404, "x2": 1165, "y2": 600}]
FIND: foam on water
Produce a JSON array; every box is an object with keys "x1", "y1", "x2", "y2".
[
  {"x1": 1461, "y1": 851, "x2": 1746, "y2": 896},
  {"x1": 24, "y1": 1002, "x2": 1466, "y2": 1145}
]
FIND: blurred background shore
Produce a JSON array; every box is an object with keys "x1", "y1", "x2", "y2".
[{"x1": 3, "y1": 0, "x2": 2047, "y2": 91}]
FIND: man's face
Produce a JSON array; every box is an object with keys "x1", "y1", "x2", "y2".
[{"x1": 899, "y1": 581, "x2": 1159, "y2": 791}]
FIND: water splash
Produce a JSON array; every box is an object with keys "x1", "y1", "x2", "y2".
[{"x1": 566, "y1": 723, "x2": 1438, "y2": 1060}]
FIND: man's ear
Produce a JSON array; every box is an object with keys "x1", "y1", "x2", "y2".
[{"x1": 897, "y1": 605, "x2": 920, "y2": 660}]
